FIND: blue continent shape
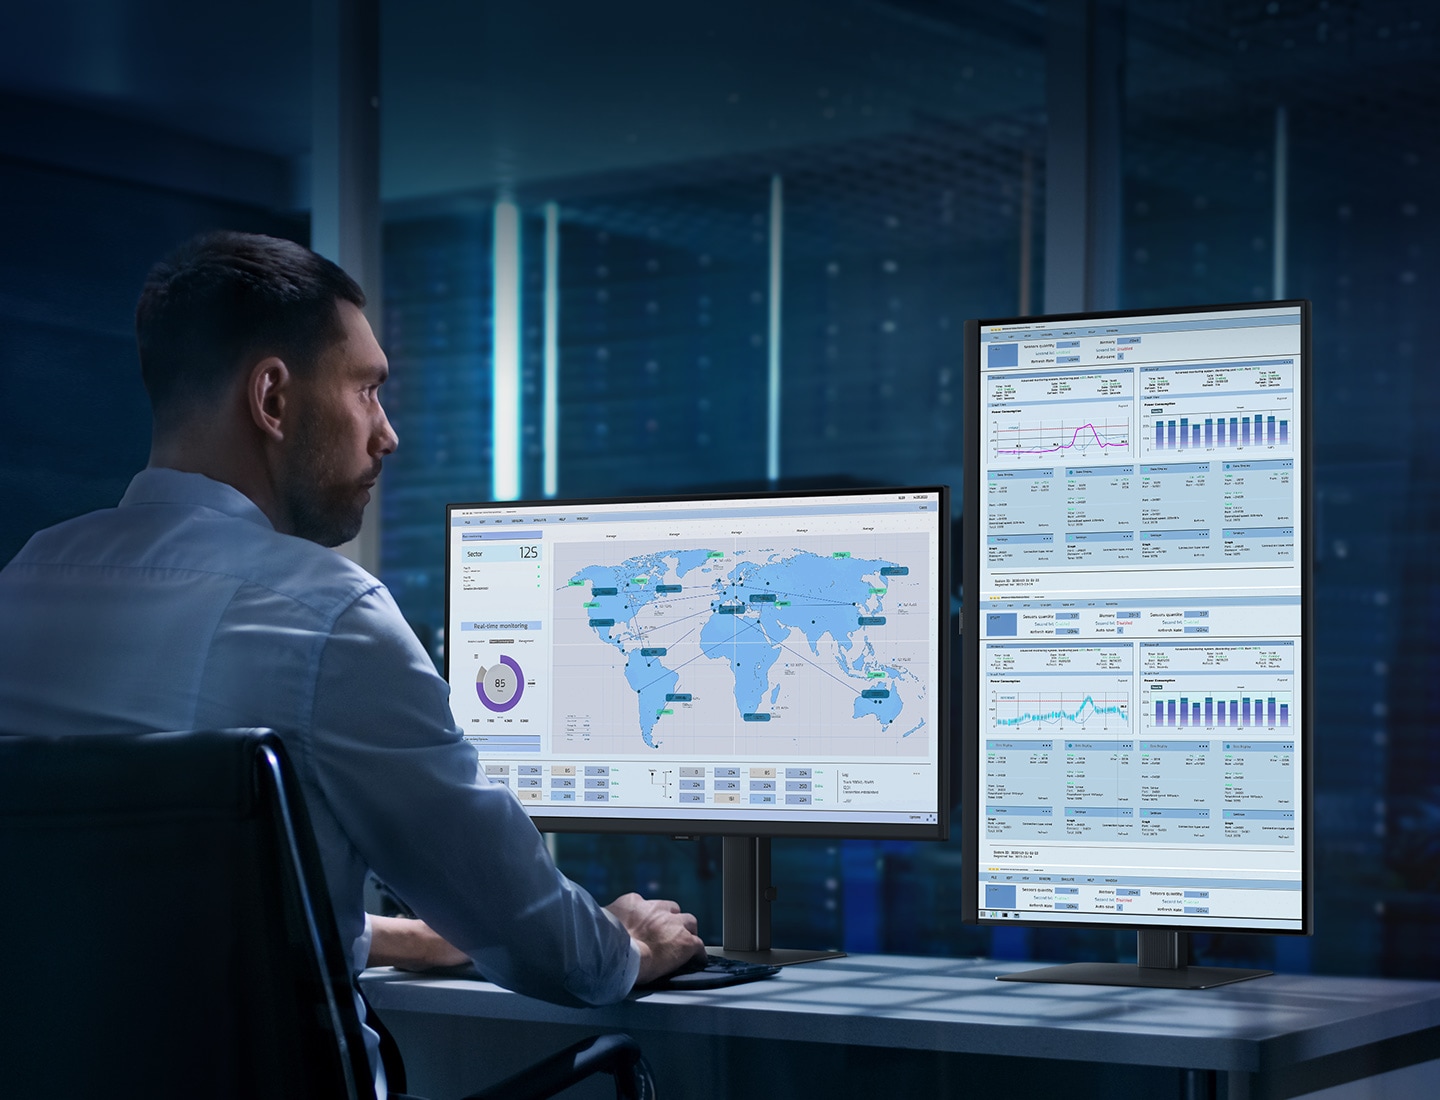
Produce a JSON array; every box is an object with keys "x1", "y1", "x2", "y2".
[
  {"x1": 569, "y1": 551, "x2": 724, "y2": 748},
  {"x1": 576, "y1": 547, "x2": 914, "y2": 737},
  {"x1": 697, "y1": 549, "x2": 907, "y2": 724},
  {"x1": 625, "y1": 649, "x2": 680, "y2": 749},
  {"x1": 568, "y1": 557, "x2": 673, "y2": 647},
  {"x1": 698, "y1": 604, "x2": 783, "y2": 717},
  {"x1": 670, "y1": 549, "x2": 718, "y2": 579},
  {"x1": 735, "y1": 551, "x2": 900, "y2": 657},
  {"x1": 853, "y1": 682, "x2": 904, "y2": 729}
]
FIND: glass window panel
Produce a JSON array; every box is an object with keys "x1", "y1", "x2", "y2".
[
  {"x1": 556, "y1": 180, "x2": 771, "y2": 497},
  {"x1": 1123, "y1": 1, "x2": 1440, "y2": 975}
]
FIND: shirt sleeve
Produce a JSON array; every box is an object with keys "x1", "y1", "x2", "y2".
[{"x1": 305, "y1": 585, "x2": 639, "y2": 1006}]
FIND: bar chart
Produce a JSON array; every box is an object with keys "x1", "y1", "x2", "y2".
[
  {"x1": 1144, "y1": 408, "x2": 1290, "y2": 453},
  {"x1": 1145, "y1": 689, "x2": 1292, "y2": 730}
]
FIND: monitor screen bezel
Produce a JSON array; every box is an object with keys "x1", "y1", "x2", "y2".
[
  {"x1": 960, "y1": 300, "x2": 1314, "y2": 937},
  {"x1": 444, "y1": 483, "x2": 951, "y2": 842}
]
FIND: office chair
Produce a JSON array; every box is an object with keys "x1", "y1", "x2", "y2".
[{"x1": 0, "y1": 728, "x2": 653, "y2": 1099}]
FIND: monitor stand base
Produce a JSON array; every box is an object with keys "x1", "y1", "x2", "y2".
[
  {"x1": 998, "y1": 962, "x2": 1271, "y2": 990},
  {"x1": 707, "y1": 946, "x2": 847, "y2": 968},
  {"x1": 997, "y1": 931, "x2": 1271, "y2": 989}
]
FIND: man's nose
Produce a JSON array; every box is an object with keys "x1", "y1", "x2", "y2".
[{"x1": 375, "y1": 407, "x2": 398, "y2": 456}]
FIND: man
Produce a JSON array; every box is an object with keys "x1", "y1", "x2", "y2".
[{"x1": 0, "y1": 231, "x2": 704, "y2": 1090}]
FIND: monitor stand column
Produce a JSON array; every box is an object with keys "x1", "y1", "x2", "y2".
[
  {"x1": 714, "y1": 837, "x2": 846, "y2": 967},
  {"x1": 1138, "y1": 929, "x2": 1189, "y2": 969}
]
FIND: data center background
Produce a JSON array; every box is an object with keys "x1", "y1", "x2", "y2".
[{"x1": 1, "y1": 0, "x2": 1437, "y2": 978}]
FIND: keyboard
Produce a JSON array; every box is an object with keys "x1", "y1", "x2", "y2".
[
  {"x1": 410, "y1": 953, "x2": 781, "y2": 991},
  {"x1": 646, "y1": 953, "x2": 782, "y2": 990}
]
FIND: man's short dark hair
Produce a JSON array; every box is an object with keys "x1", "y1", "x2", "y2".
[{"x1": 136, "y1": 231, "x2": 366, "y2": 426}]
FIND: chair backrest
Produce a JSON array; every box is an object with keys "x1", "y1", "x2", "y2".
[{"x1": 0, "y1": 728, "x2": 373, "y2": 1099}]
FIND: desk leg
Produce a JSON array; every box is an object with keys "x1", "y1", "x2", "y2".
[
  {"x1": 1182, "y1": 1068, "x2": 1253, "y2": 1100},
  {"x1": 1183, "y1": 1068, "x2": 1215, "y2": 1100}
]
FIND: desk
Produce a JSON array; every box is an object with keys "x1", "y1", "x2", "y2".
[{"x1": 362, "y1": 955, "x2": 1440, "y2": 1099}]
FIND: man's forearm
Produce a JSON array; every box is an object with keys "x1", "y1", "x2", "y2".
[{"x1": 367, "y1": 914, "x2": 470, "y2": 970}]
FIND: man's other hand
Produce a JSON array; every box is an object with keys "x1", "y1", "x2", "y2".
[
  {"x1": 604, "y1": 892, "x2": 707, "y2": 985},
  {"x1": 368, "y1": 914, "x2": 471, "y2": 971}
]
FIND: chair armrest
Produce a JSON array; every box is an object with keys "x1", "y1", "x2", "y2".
[{"x1": 460, "y1": 1032, "x2": 653, "y2": 1100}]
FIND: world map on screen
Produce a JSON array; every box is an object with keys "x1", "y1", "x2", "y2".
[{"x1": 563, "y1": 546, "x2": 927, "y2": 752}]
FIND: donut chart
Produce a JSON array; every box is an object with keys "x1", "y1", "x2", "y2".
[{"x1": 477, "y1": 654, "x2": 525, "y2": 712}]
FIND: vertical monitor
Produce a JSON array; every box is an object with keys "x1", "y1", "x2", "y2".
[
  {"x1": 445, "y1": 487, "x2": 948, "y2": 841},
  {"x1": 962, "y1": 303, "x2": 1312, "y2": 975}
]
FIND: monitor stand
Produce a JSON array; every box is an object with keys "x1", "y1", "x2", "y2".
[
  {"x1": 997, "y1": 930, "x2": 1272, "y2": 989},
  {"x1": 708, "y1": 837, "x2": 846, "y2": 967}
]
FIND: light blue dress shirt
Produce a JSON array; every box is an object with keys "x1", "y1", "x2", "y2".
[{"x1": 0, "y1": 468, "x2": 639, "y2": 1090}]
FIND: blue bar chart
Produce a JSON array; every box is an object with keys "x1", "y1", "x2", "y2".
[
  {"x1": 1145, "y1": 689, "x2": 1292, "y2": 730},
  {"x1": 1144, "y1": 408, "x2": 1291, "y2": 454}
]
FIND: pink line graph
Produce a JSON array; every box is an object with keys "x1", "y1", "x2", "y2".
[{"x1": 995, "y1": 421, "x2": 1130, "y2": 457}]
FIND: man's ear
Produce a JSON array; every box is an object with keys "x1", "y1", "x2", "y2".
[{"x1": 248, "y1": 356, "x2": 291, "y2": 442}]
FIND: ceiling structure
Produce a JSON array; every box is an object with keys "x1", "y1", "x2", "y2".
[{"x1": 0, "y1": 1, "x2": 1433, "y2": 225}]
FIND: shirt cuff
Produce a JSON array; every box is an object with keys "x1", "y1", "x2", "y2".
[
  {"x1": 353, "y1": 913, "x2": 375, "y2": 974},
  {"x1": 601, "y1": 904, "x2": 644, "y2": 995},
  {"x1": 622, "y1": 937, "x2": 643, "y2": 991}
]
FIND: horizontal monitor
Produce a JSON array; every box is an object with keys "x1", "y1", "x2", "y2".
[
  {"x1": 445, "y1": 487, "x2": 949, "y2": 839},
  {"x1": 962, "y1": 301, "x2": 1312, "y2": 938}
]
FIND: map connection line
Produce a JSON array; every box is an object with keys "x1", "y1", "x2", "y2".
[
  {"x1": 626, "y1": 604, "x2": 718, "y2": 637},
  {"x1": 626, "y1": 627, "x2": 749, "y2": 691},
  {"x1": 724, "y1": 579, "x2": 867, "y2": 608},
  {"x1": 594, "y1": 601, "x2": 720, "y2": 644},
  {"x1": 622, "y1": 605, "x2": 880, "y2": 699},
  {"x1": 605, "y1": 589, "x2": 867, "y2": 651},
  {"x1": 570, "y1": 550, "x2": 921, "y2": 747},
  {"x1": 635, "y1": 624, "x2": 697, "y2": 649},
  {"x1": 714, "y1": 613, "x2": 878, "y2": 699}
]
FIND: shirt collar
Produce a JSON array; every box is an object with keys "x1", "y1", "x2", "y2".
[{"x1": 119, "y1": 468, "x2": 276, "y2": 531}]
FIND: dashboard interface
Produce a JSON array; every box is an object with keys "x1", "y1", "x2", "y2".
[
  {"x1": 445, "y1": 488, "x2": 947, "y2": 837},
  {"x1": 966, "y1": 303, "x2": 1309, "y2": 932}
]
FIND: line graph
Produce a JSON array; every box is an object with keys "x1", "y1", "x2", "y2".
[
  {"x1": 990, "y1": 690, "x2": 1132, "y2": 733},
  {"x1": 993, "y1": 419, "x2": 1130, "y2": 458},
  {"x1": 989, "y1": 398, "x2": 1134, "y2": 464}
]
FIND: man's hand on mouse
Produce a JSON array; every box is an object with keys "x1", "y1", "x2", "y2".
[{"x1": 604, "y1": 892, "x2": 707, "y2": 985}]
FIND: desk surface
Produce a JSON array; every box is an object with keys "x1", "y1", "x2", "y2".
[{"x1": 361, "y1": 954, "x2": 1440, "y2": 1078}]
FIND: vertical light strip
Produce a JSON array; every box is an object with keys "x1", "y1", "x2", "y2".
[
  {"x1": 543, "y1": 202, "x2": 560, "y2": 498},
  {"x1": 1018, "y1": 151, "x2": 1034, "y2": 315},
  {"x1": 1273, "y1": 105, "x2": 1289, "y2": 300},
  {"x1": 492, "y1": 198, "x2": 522, "y2": 501},
  {"x1": 767, "y1": 174, "x2": 784, "y2": 483}
]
